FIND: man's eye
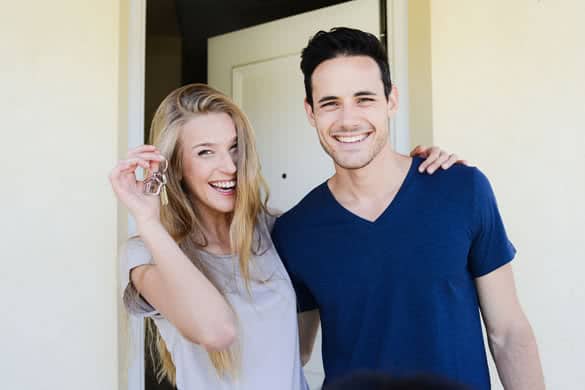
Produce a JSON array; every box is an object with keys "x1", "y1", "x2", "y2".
[
  {"x1": 198, "y1": 150, "x2": 213, "y2": 156},
  {"x1": 357, "y1": 98, "x2": 374, "y2": 103},
  {"x1": 321, "y1": 101, "x2": 337, "y2": 108}
]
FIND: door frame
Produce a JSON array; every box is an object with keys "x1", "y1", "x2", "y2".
[
  {"x1": 126, "y1": 0, "x2": 146, "y2": 390},
  {"x1": 124, "y1": 1, "x2": 410, "y2": 389}
]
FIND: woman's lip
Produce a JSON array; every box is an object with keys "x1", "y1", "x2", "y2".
[{"x1": 209, "y1": 183, "x2": 235, "y2": 196}]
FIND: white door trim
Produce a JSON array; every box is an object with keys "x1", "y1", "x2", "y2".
[
  {"x1": 124, "y1": 2, "x2": 410, "y2": 389},
  {"x1": 126, "y1": 0, "x2": 146, "y2": 389}
]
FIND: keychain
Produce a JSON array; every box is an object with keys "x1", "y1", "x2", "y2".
[{"x1": 143, "y1": 159, "x2": 169, "y2": 206}]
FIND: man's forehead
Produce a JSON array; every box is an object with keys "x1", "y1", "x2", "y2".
[{"x1": 311, "y1": 55, "x2": 384, "y2": 97}]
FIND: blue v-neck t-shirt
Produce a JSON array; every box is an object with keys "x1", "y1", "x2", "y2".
[{"x1": 272, "y1": 157, "x2": 516, "y2": 389}]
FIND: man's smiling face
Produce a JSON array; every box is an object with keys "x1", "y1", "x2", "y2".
[{"x1": 304, "y1": 55, "x2": 398, "y2": 170}]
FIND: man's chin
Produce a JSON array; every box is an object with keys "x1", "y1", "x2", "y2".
[{"x1": 332, "y1": 155, "x2": 375, "y2": 170}]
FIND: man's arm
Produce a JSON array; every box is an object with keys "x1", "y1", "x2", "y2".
[
  {"x1": 476, "y1": 263, "x2": 545, "y2": 390},
  {"x1": 298, "y1": 309, "x2": 320, "y2": 366}
]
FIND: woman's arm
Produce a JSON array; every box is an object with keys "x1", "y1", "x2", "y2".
[
  {"x1": 110, "y1": 145, "x2": 236, "y2": 351},
  {"x1": 133, "y1": 220, "x2": 236, "y2": 351}
]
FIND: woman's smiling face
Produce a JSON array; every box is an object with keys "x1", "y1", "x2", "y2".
[{"x1": 180, "y1": 112, "x2": 239, "y2": 215}]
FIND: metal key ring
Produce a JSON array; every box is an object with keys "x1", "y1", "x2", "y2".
[
  {"x1": 158, "y1": 158, "x2": 168, "y2": 173},
  {"x1": 143, "y1": 157, "x2": 168, "y2": 196}
]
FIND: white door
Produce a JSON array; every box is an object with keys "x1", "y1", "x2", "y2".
[{"x1": 208, "y1": 1, "x2": 380, "y2": 388}]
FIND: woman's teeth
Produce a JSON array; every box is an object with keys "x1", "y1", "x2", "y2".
[
  {"x1": 335, "y1": 133, "x2": 369, "y2": 143},
  {"x1": 210, "y1": 180, "x2": 236, "y2": 191}
]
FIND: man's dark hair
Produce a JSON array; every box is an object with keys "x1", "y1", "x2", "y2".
[{"x1": 300, "y1": 27, "x2": 392, "y2": 107}]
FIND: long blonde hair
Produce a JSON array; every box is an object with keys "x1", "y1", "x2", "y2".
[{"x1": 144, "y1": 83, "x2": 269, "y2": 385}]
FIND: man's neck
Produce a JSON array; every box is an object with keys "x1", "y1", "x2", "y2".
[{"x1": 329, "y1": 146, "x2": 411, "y2": 203}]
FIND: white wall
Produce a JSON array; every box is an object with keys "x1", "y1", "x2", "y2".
[
  {"x1": 427, "y1": 1, "x2": 585, "y2": 388},
  {"x1": 0, "y1": 1, "x2": 127, "y2": 389}
]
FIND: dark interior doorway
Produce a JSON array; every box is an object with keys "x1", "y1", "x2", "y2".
[
  {"x1": 144, "y1": 0, "x2": 350, "y2": 143},
  {"x1": 144, "y1": 3, "x2": 351, "y2": 388}
]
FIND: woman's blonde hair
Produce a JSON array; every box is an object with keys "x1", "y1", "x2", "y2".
[{"x1": 143, "y1": 83, "x2": 268, "y2": 385}]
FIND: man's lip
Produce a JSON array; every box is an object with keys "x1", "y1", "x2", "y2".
[
  {"x1": 331, "y1": 131, "x2": 373, "y2": 137},
  {"x1": 332, "y1": 131, "x2": 373, "y2": 143}
]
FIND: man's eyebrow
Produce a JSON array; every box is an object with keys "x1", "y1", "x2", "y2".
[
  {"x1": 317, "y1": 91, "x2": 378, "y2": 104},
  {"x1": 354, "y1": 90, "x2": 377, "y2": 97},
  {"x1": 317, "y1": 95, "x2": 338, "y2": 104}
]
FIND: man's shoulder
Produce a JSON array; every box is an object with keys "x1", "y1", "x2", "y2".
[
  {"x1": 436, "y1": 164, "x2": 493, "y2": 195},
  {"x1": 426, "y1": 162, "x2": 479, "y2": 182},
  {"x1": 409, "y1": 163, "x2": 493, "y2": 214},
  {"x1": 417, "y1": 162, "x2": 485, "y2": 193}
]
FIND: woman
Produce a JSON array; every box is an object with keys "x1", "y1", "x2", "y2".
[{"x1": 109, "y1": 84, "x2": 460, "y2": 389}]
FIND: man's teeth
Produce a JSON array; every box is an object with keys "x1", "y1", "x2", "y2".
[
  {"x1": 211, "y1": 180, "x2": 236, "y2": 189},
  {"x1": 335, "y1": 134, "x2": 368, "y2": 143}
]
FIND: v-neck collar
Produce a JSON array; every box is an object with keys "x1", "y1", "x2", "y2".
[{"x1": 322, "y1": 157, "x2": 419, "y2": 225}]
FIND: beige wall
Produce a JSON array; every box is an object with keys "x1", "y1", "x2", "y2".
[
  {"x1": 0, "y1": 1, "x2": 128, "y2": 389},
  {"x1": 424, "y1": 1, "x2": 585, "y2": 388},
  {"x1": 2, "y1": 1, "x2": 583, "y2": 389},
  {"x1": 407, "y1": 0, "x2": 433, "y2": 148}
]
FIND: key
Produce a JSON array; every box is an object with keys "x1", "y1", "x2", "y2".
[
  {"x1": 143, "y1": 159, "x2": 169, "y2": 206},
  {"x1": 160, "y1": 173, "x2": 169, "y2": 206}
]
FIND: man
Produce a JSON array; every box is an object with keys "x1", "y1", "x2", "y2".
[{"x1": 272, "y1": 28, "x2": 544, "y2": 390}]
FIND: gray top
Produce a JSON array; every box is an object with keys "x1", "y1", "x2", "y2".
[{"x1": 120, "y1": 212, "x2": 309, "y2": 390}]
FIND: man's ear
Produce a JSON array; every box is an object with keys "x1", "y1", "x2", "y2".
[
  {"x1": 304, "y1": 98, "x2": 317, "y2": 128},
  {"x1": 387, "y1": 85, "x2": 399, "y2": 117}
]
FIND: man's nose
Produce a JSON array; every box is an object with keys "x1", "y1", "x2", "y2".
[{"x1": 338, "y1": 103, "x2": 361, "y2": 131}]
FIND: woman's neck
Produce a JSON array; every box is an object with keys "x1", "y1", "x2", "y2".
[{"x1": 195, "y1": 205, "x2": 233, "y2": 254}]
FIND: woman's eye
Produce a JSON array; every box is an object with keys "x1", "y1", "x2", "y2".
[
  {"x1": 230, "y1": 144, "x2": 238, "y2": 151},
  {"x1": 198, "y1": 150, "x2": 213, "y2": 156}
]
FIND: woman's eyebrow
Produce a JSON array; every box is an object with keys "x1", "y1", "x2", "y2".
[
  {"x1": 192, "y1": 142, "x2": 215, "y2": 149},
  {"x1": 192, "y1": 136, "x2": 237, "y2": 149}
]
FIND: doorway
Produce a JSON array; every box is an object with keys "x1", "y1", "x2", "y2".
[
  {"x1": 143, "y1": 0, "x2": 353, "y2": 143},
  {"x1": 143, "y1": 4, "x2": 359, "y2": 389},
  {"x1": 130, "y1": 1, "x2": 407, "y2": 389}
]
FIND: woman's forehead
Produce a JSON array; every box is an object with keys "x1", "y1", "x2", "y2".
[{"x1": 181, "y1": 112, "x2": 237, "y2": 145}]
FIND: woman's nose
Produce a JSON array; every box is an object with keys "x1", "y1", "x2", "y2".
[{"x1": 221, "y1": 151, "x2": 237, "y2": 174}]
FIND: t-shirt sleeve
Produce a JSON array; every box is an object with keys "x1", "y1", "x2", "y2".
[
  {"x1": 272, "y1": 218, "x2": 318, "y2": 312},
  {"x1": 120, "y1": 238, "x2": 160, "y2": 317},
  {"x1": 289, "y1": 274, "x2": 318, "y2": 312},
  {"x1": 468, "y1": 168, "x2": 517, "y2": 278}
]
